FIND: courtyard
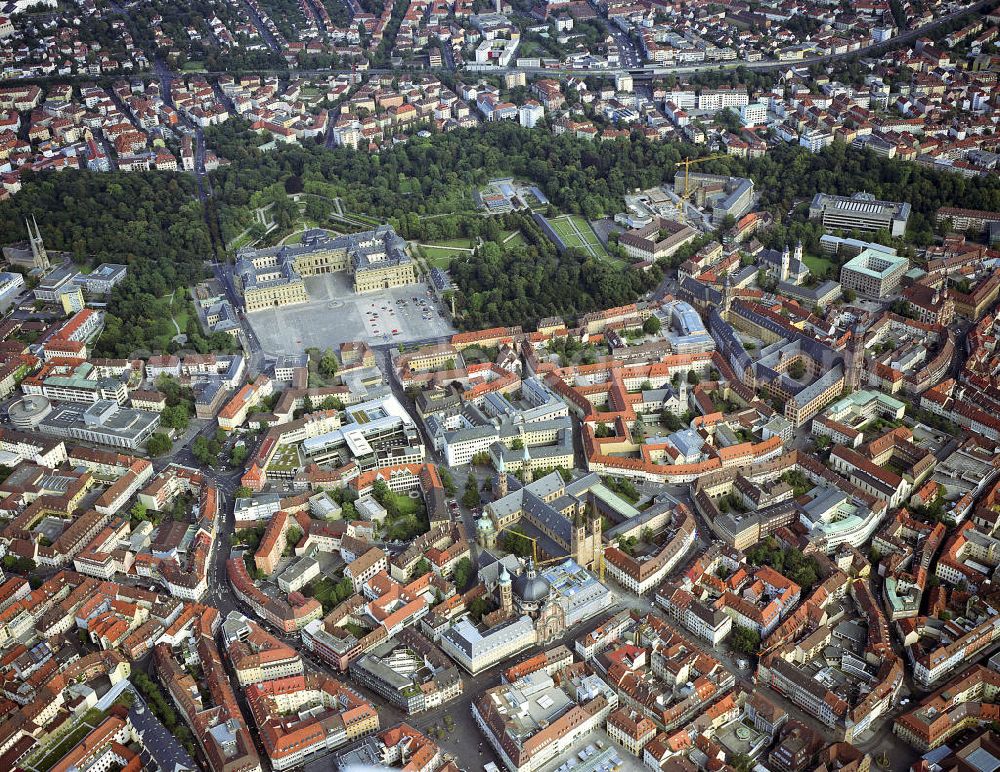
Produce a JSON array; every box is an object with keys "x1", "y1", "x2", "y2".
[{"x1": 245, "y1": 271, "x2": 456, "y2": 355}]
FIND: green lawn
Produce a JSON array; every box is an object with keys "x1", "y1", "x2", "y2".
[
  {"x1": 420, "y1": 246, "x2": 462, "y2": 258},
  {"x1": 568, "y1": 215, "x2": 608, "y2": 253},
  {"x1": 172, "y1": 305, "x2": 190, "y2": 334},
  {"x1": 428, "y1": 238, "x2": 474, "y2": 249},
  {"x1": 503, "y1": 231, "x2": 527, "y2": 249},
  {"x1": 549, "y1": 217, "x2": 578, "y2": 237},
  {"x1": 518, "y1": 40, "x2": 545, "y2": 57},
  {"x1": 386, "y1": 491, "x2": 420, "y2": 516},
  {"x1": 419, "y1": 241, "x2": 474, "y2": 268},
  {"x1": 281, "y1": 222, "x2": 325, "y2": 245},
  {"x1": 548, "y1": 215, "x2": 613, "y2": 261},
  {"x1": 228, "y1": 231, "x2": 256, "y2": 251},
  {"x1": 802, "y1": 253, "x2": 835, "y2": 278},
  {"x1": 427, "y1": 254, "x2": 460, "y2": 268},
  {"x1": 550, "y1": 224, "x2": 586, "y2": 249},
  {"x1": 181, "y1": 61, "x2": 205, "y2": 71}
]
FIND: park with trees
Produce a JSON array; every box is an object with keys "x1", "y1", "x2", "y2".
[
  {"x1": 205, "y1": 118, "x2": 1000, "y2": 332},
  {"x1": 207, "y1": 118, "x2": 1000, "y2": 250},
  {"x1": 1, "y1": 111, "x2": 998, "y2": 356}
]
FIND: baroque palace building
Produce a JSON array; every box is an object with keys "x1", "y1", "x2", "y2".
[{"x1": 234, "y1": 226, "x2": 418, "y2": 311}]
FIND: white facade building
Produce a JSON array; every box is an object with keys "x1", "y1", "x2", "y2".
[{"x1": 740, "y1": 102, "x2": 767, "y2": 127}]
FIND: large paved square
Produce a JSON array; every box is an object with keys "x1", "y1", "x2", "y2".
[{"x1": 246, "y1": 272, "x2": 456, "y2": 355}]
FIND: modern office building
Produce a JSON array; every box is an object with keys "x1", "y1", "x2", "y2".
[
  {"x1": 840, "y1": 248, "x2": 910, "y2": 298},
  {"x1": 0, "y1": 271, "x2": 25, "y2": 306},
  {"x1": 661, "y1": 299, "x2": 716, "y2": 354},
  {"x1": 819, "y1": 234, "x2": 899, "y2": 258},
  {"x1": 302, "y1": 393, "x2": 424, "y2": 471},
  {"x1": 33, "y1": 263, "x2": 78, "y2": 302},
  {"x1": 809, "y1": 192, "x2": 911, "y2": 237},
  {"x1": 74, "y1": 263, "x2": 127, "y2": 294},
  {"x1": 349, "y1": 628, "x2": 462, "y2": 714},
  {"x1": 740, "y1": 102, "x2": 767, "y2": 126},
  {"x1": 21, "y1": 360, "x2": 128, "y2": 406},
  {"x1": 277, "y1": 556, "x2": 321, "y2": 593},
  {"x1": 37, "y1": 400, "x2": 160, "y2": 450}
]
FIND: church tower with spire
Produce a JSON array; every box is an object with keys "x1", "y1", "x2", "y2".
[
  {"x1": 499, "y1": 567, "x2": 512, "y2": 615},
  {"x1": 494, "y1": 453, "x2": 508, "y2": 499},
  {"x1": 588, "y1": 499, "x2": 602, "y2": 569},
  {"x1": 27, "y1": 216, "x2": 49, "y2": 271},
  {"x1": 780, "y1": 244, "x2": 790, "y2": 283}
]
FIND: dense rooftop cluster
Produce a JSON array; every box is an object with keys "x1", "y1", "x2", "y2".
[{"x1": 2, "y1": 0, "x2": 1000, "y2": 769}]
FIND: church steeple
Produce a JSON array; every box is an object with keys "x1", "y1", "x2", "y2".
[
  {"x1": 495, "y1": 453, "x2": 508, "y2": 499},
  {"x1": 499, "y1": 566, "x2": 512, "y2": 614},
  {"x1": 25, "y1": 215, "x2": 49, "y2": 271},
  {"x1": 588, "y1": 499, "x2": 602, "y2": 570}
]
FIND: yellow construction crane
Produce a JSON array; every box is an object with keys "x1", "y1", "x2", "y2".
[
  {"x1": 676, "y1": 153, "x2": 730, "y2": 217},
  {"x1": 677, "y1": 153, "x2": 730, "y2": 199},
  {"x1": 499, "y1": 527, "x2": 557, "y2": 565}
]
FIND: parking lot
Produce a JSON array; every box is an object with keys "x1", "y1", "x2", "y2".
[
  {"x1": 360, "y1": 292, "x2": 443, "y2": 341},
  {"x1": 246, "y1": 272, "x2": 456, "y2": 355}
]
